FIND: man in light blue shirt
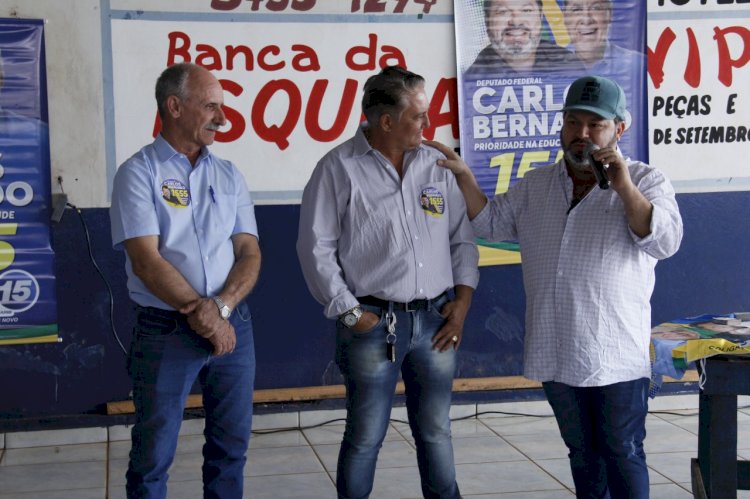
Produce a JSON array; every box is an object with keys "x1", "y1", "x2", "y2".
[
  {"x1": 110, "y1": 63, "x2": 261, "y2": 499},
  {"x1": 431, "y1": 76, "x2": 683, "y2": 498},
  {"x1": 297, "y1": 66, "x2": 479, "y2": 498}
]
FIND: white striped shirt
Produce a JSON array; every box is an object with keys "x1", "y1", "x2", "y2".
[
  {"x1": 472, "y1": 158, "x2": 683, "y2": 386},
  {"x1": 297, "y1": 126, "x2": 479, "y2": 319}
]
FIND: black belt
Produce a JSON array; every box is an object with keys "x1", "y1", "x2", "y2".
[{"x1": 358, "y1": 291, "x2": 447, "y2": 312}]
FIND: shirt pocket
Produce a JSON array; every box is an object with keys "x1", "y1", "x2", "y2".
[{"x1": 206, "y1": 193, "x2": 237, "y2": 239}]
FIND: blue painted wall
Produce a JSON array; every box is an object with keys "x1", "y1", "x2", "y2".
[{"x1": 0, "y1": 191, "x2": 747, "y2": 418}]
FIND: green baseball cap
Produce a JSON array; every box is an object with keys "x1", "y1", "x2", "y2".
[{"x1": 563, "y1": 75, "x2": 630, "y2": 126}]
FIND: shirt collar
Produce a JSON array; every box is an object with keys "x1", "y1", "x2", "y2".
[
  {"x1": 153, "y1": 134, "x2": 212, "y2": 165},
  {"x1": 351, "y1": 123, "x2": 426, "y2": 158},
  {"x1": 352, "y1": 124, "x2": 372, "y2": 157}
]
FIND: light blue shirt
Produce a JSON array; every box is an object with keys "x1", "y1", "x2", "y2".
[
  {"x1": 297, "y1": 126, "x2": 479, "y2": 319},
  {"x1": 110, "y1": 134, "x2": 258, "y2": 309},
  {"x1": 472, "y1": 157, "x2": 683, "y2": 387}
]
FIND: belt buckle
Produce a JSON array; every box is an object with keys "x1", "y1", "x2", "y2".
[{"x1": 404, "y1": 300, "x2": 417, "y2": 312}]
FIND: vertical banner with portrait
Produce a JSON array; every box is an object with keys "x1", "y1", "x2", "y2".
[
  {"x1": 0, "y1": 19, "x2": 57, "y2": 345},
  {"x1": 454, "y1": 0, "x2": 647, "y2": 265}
]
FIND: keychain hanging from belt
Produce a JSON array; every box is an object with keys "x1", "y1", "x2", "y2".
[{"x1": 386, "y1": 302, "x2": 397, "y2": 363}]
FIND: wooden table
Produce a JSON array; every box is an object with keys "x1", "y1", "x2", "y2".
[{"x1": 691, "y1": 355, "x2": 750, "y2": 498}]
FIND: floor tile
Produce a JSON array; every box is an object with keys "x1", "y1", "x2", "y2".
[
  {"x1": 647, "y1": 451, "x2": 696, "y2": 484},
  {"x1": 313, "y1": 439, "x2": 417, "y2": 472},
  {"x1": 534, "y1": 458, "x2": 574, "y2": 489},
  {"x1": 5, "y1": 395, "x2": 744, "y2": 498},
  {"x1": 0, "y1": 442, "x2": 105, "y2": 466},
  {"x1": 108, "y1": 425, "x2": 132, "y2": 442},
  {"x1": 464, "y1": 491, "x2": 575, "y2": 498},
  {"x1": 0, "y1": 460, "x2": 105, "y2": 494},
  {"x1": 456, "y1": 460, "x2": 567, "y2": 495},
  {"x1": 369, "y1": 465, "x2": 424, "y2": 499},
  {"x1": 253, "y1": 411, "x2": 298, "y2": 431},
  {"x1": 0, "y1": 488, "x2": 106, "y2": 499},
  {"x1": 246, "y1": 445, "x2": 326, "y2": 476},
  {"x1": 5, "y1": 427, "x2": 107, "y2": 449},
  {"x1": 648, "y1": 482, "x2": 694, "y2": 498},
  {"x1": 449, "y1": 418, "x2": 498, "y2": 438},
  {"x1": 311, "y1": 443, "x2": 339, "y2": 472},
  {"x1": 645, "y1": 418, "x2": 699, "y2": 454},
  {"x1": 477, "y1": 400, "x2": 554, "y2": 417},
  {"x1": 303, "y1": 423, "x2": 402, "y2": 446},
  {"x1": 452, "y1": 435, "x2": 526, "y2": 464},
  {"x1": 299, "y1": 409, "x2": 347, "y2": 427},
  {"x1": 501, "y1": 432, "x2": 570, "y2": 460},
  {"x1": 245, "y1": 472, "x2": 335, "y2": 498},
  {"x1": 479, "y1": 414, "x2": 561, "y2": 437},
  {"x1": 249, "y1": 428, "x2": 307, "y2": 449}
]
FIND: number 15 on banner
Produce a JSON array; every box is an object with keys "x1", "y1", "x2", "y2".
[
  {"x1": 0, "y1": 223, "x2": 41, "y2": 317},
  {"x1": 489, "y1": 149, "x2": 564, "y2": 194}
]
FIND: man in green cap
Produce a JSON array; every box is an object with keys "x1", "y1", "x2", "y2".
[{"x1": 428, "y1": 75, "x2": 683, "y2": 498}]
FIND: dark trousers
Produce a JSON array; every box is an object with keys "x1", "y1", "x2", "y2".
[{"x1": 543, "y1": 378, "x2": 650, "y2": 499}]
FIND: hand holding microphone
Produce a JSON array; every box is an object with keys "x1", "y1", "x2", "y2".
[{"x1": 584, "y1": 142, "x2": 610, "y2": 190}]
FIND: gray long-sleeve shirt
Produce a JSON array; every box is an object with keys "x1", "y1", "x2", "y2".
[{"x1": 297, "y1": 126, "x2": 480, "y2": 319}]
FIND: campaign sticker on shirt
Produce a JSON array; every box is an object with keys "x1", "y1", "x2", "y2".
[
  {"x1": 161, "y1": 179, "x2": 190, "y2": 208},
  {"x1": 420, "y1": 187, "x2": 444, "y2": 217}
]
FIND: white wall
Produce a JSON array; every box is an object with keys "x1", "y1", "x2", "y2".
[{"x1": 0, "y1": 0, "x2": 106, "y2": 207}]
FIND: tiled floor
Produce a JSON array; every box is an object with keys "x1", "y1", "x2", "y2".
[{"x1": 2, "y1": 394, "x2": 750, "y2": 498}]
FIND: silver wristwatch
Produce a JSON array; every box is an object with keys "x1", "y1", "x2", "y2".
[
  {"x1": 212, "y1": 296, "x2": 232, "y2": 320},
  {"x1": 339, "y1": 305, "x2": 363, "y2": 328}
]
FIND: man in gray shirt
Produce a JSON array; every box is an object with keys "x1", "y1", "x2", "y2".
[{"x1": 297, "y1": 66, "x2": 479, "y2": 499}]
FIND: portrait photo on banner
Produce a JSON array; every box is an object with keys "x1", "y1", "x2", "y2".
[{"x1": 453, "y1": 0, "x2": 647, "y2": 265}]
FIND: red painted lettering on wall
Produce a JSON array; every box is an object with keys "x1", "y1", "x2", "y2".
[
  {"x1": 423, "y1": 78, "x2": 458, "y2": 141},
  {"x1": 649, "y1": 25, "x2": 750, "y2": 89},
  {"x1": 305, "y1": 79, "x2": 358, "y2": 142},
  {"x1": 211, "y1": 0, "x2": 316, "y2": 11},
  {"x1": 157, "y1": 31, "x2": 456, "y2": 150},
  {"x1": 251, "y1": 80, "x2": 302, "y2": 150},
  {"x1": 216, "y1": 79, "x2": 247, "y2": 142},
  {"x1": 344, "y1": 34, "x2": 406, "y2": 71},
  {"x1": 714, "y1": 26, "x2": 750, "y2": 87},
  {"x1": 350, "y1": 0, "x2": 437, "y2": 14},
  {"x1": 167, "y1": 31, "x2": 321, "y2": 72}
]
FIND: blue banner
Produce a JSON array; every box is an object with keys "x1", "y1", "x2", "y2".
[
  {"x1": 0, "y1": 18, "x2": 57, "y2": 344},
  {"x1": 455, "y1": 0, "x2": 647, "y2": 265}
]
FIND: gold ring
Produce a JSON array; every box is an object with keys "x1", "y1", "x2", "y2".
[{"x1": 451, "y1": 335, "x2": 458, "y2": 343}]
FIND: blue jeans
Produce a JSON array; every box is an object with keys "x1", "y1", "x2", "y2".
[
  {"x1": 543, "y1": 378, "x2": 650, "y2": 499},
  {"x1": 335, "y1": 295, "x2": 461, "y2": 499},
  {"x1": 125, "y1": 302, "x2": 255, "y2": 499}
]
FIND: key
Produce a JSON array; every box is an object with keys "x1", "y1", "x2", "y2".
[
  {"x1": 387, "y1": 342, "x2": 396, "y2": 363},
  {"x1": 386, "y1": 312, "x2": 397, "y2": 362},
  {"x1": 386, "y1": 312, "x2": 397, "y2": 333}
]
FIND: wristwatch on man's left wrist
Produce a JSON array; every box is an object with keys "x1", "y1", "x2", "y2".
[
  {"x1": 212, "y1": 296, "x2": 232, "y2": 320},
  {"x1": 339, "y1": 305, "x2": 362, "y2": 328}
]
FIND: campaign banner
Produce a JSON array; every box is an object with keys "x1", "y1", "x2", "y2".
[
  {"x1": 108, "y1": 1, "x2": 458, "y2": 204},
  {"x1": 0, "y1": 19, "x2": 57, "y2": 345},
  {"x1": 454, "y1": 0, "x2": 647, "y2": 265},
  {"x1": 647, "y1": 1, "x2": 750, "y2": 192}
]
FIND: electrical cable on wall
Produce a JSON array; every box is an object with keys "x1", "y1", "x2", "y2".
[{"x1": 56, "y1": 177, "x2": 127, "y2": 355}]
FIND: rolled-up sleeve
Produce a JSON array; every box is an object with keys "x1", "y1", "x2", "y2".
[
  {"x1": 296, "y1": 160, "x2": 358, "y2": 319},
  {"x1": 446, "y1": 172, "x2": 479, "y2": 289},
  {"x1": 631, "y1": 169, "x2": 683, "y2": 260}
]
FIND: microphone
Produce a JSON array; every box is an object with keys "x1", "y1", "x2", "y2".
[{"x1": 584, "y1": 142, "x2": 610, "y2": 190}]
